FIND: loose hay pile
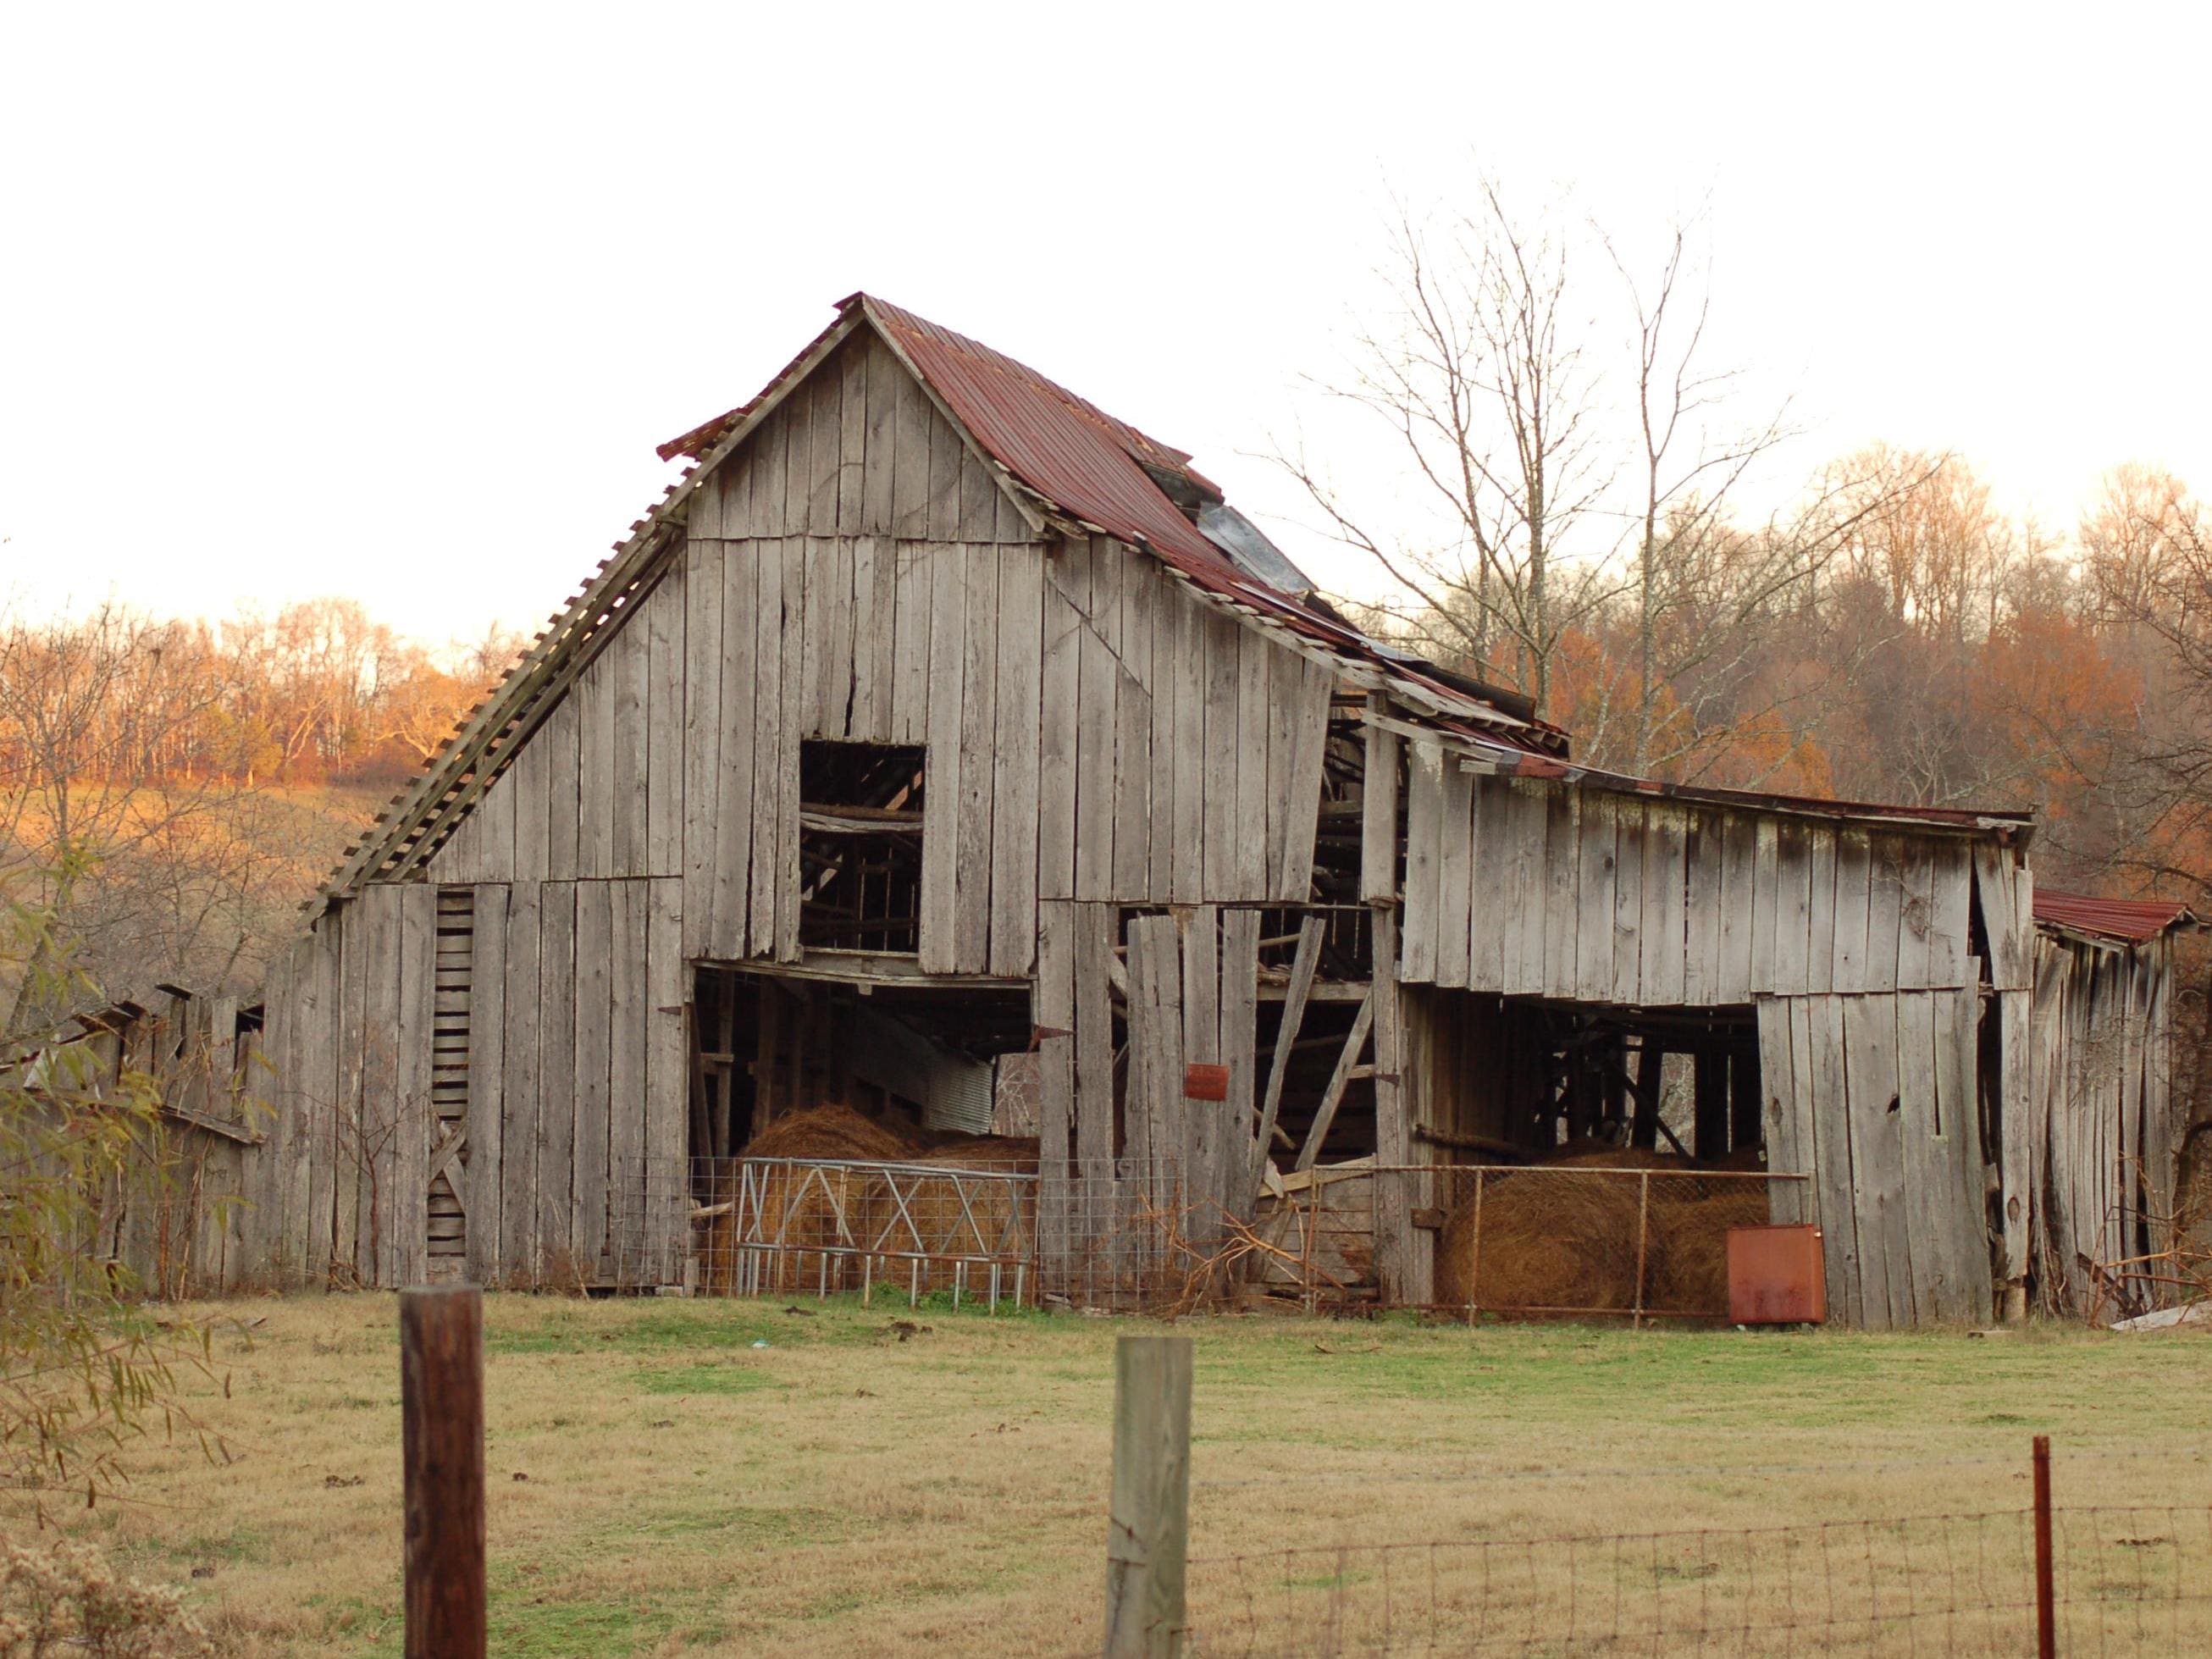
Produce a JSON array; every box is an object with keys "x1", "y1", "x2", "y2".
[
  {"x1": 1434, "y1": 1146, "x2": 1773, "y2": 1317},
  {"x1": 701, "y1": 1105, "x2": 924, "y2": 1293}
]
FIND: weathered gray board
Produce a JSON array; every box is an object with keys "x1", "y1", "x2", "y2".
[
  {"x1": 2021, "y1": 930, "x2": 2177, "y2": 1317},
  {"x1": 1754, "y1": 987, "x2": 1992, "y2": 1328},
  {"x1": 1399, "y1": 757, "x2": 1981, "y2": 1007}
]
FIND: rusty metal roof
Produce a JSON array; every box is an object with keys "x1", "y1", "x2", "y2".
[{"x1": 2032, "y1": 887, "x2": 2198, "y2": 943}]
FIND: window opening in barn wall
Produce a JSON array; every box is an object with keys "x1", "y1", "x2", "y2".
[
  {"x1": 429, "y1": 886, "x2": 474, "y2": 1280},
  {"x1": 796, "y1": 740, "x2": 925, "y2": 954}
]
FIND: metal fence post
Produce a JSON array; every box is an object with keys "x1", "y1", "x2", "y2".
[
  {"x1": 401, "y1": 1284, "x2": 486, "y2": 1659},
  {"x1": 1104, "y1": 1334, "x2": 1193, "y2": 1657},
  {"x1": 2032, "y1": 1434, "x2": 2055, "y2": 1659}
]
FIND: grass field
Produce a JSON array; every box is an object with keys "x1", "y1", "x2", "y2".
[{"x1": 25, "y1": 1293, "x2": 2212, "y2": 1655}]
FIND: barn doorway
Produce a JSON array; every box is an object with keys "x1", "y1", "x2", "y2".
[{"x1": 687, "y1": 964, "x2": 1035, "y2": 1159}]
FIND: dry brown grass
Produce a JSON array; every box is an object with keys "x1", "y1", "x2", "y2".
[{"x1": 12, "y1": 1295, "x2": 2211, "y2": 1655}]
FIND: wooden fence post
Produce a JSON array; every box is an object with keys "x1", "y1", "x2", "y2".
[
  {"x1": 1103, "y1": 1334, "x2": 1192, "y2": 1657},
  {"x1": 2032, "y1": 1434, "x2": 2054, "y2": 1659},
  {"x1": 401, "y1": 1284, "x2": 486, "y2": 1659}
]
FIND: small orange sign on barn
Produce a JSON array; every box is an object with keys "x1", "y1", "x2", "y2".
[{"x1": 1183, "y1": 1064, "x2": 1230, "y2": 1101}]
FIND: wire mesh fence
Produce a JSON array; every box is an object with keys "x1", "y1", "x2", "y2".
[
  {"x1": 607, "y1": 1154, "x2": 1192, "y2": 1310},
  {"x1": 1185, "y1": 1503, "x2": 2212, "y2": 1655}
]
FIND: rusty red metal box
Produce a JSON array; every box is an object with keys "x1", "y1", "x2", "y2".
[
  {"x1": 1727, "y1": 1225, "x2": 1828, "y2": 1324},
  {"x1": 1182, "y1": 1063, "x2": 1230, "y2": 1102}
]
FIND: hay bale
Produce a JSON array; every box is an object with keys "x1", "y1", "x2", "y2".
[
  {"x1": 1648, "y1": 1180, "x2": 1772, "y2": 1315},
  {"x1": 1434, "y1": 1166, "x2": 1651, "y2": 1313},
  {"x1": 864, "y1": 1136, "x2": 1038, "y2": 1296},
  {"x1": 700, "y1": 1106, "x2": 924, "y2": 1294}
]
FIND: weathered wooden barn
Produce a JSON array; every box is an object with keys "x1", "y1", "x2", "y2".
[
  {"x1": 175, "y1": 291, "x2": 2181, "y2": 1324},
  {"x1": 2018, "y1": 889, "x2": 2197, "y2": 1320}
]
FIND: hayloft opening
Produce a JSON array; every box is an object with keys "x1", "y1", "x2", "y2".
[{"x1": 797, "y1": 740, "x2": 926, "y2": 954}]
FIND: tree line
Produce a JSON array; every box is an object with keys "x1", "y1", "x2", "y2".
[{"x1": 1285, "y1": 182, "x2": 2212, "y2": 910}]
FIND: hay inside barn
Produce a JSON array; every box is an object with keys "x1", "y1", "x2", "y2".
[{"x1": 700, "y1": 1105, "x2": 924, "y2": 1293}]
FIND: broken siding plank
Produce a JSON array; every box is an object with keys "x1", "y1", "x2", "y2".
[
  {"x1": 1277, "y1": 658, "x2": 1332, "y2": 902},
  {"x1": 810, "y1": 535, "x2": 855, "y2": 738},
  {"x1": 1541, "y1": 788, "x2": 1581, "y2": 1001},
  {"x1": 1831, "y1": 830, "x2": 1873, "y2": 994},
  {"x1": 988, "y1": 546, "x2": 1042, "y2": 976},
  {"x1": 682, "y1": 539, "x2": 725, "y2": 957},
  {"x1": 1864, "y1": 837, "x2": 1905, "y2": 993},
  {"x1": 1036, "y1": 901, "x2": 1076, "y2": 1287},
  {"x1": 1072, "y1": 902, "x2": 1116, "y2": 1185},
  {"x1": 1370, "y1": 910, "x2": 1414, "y2": 1302},
  {"x1": 606, "y1": 882, "x2": 650, "y2": 1278},
  {"x1": 572, "y1": 881, "x2": 614, "y2": 1271},
  {"x1": 837, "y1": 334, "x2": 867, "y2": 532},
  {"x1": 500, "y1": 883, "x2": 541, "y2": 1284},
  {"x1": 1198, "y1": 608, "x2": 1241, "y2": 898},
  {"x1": 643, "y1": 880, "x2": 686, "y2": 1281},
  {"x1": 611, "y1": 616, "x2": 650, "y2": 876},
  {"x1": 1435, "y1": 758, "x2": 1475, "y2": 989},
  {"x1": 860, "y1": 336, "x2": 898, "y2": 535},
  {"x1": 1645, "y1": 805, "x2": 1689, "y2": 1006},
  {"x1": 716, "y1": 540, "x2": 760, "y2": 960},
  {"x1": 1805, "y1": 995, "x2": 1861, "y2": 1325},
  {"x1": 1894, "y1": 990, "x2": 1953, "y2": 1321},
  {"x1": 955, "y1": 543, "x2": 1000, "y2": 973},
  {"x1": 397, "y1": 883, "x2": 439, "y2": 1287},
  {"x1": 1074, "y1": 543, "x2": 1120, "y2": 901},
  {"x1": 1574, "y1": 794, "x2": 1618, "y2": 1004},
  {"x1": 1716, "y1": 811, "x2": 1756, "y2": 1003},
  {"x1": 1927, "y1": 843, "x2": 1972, "y2": 989},
  {"x1": 926, "y1": 391, "x2": 962, "y2": 542},
  {"x1": 1112, "y1": 544, "x2": 1154, "y2": 899},
  {"x1": 1400, "y1": 735, "x2": 1444, "y2": 983},
  {"x1": 1468, "y1": 776, "x2": 1508, "y2": 995},
  {"x1": 889, "y1": 539, "x2": 932, "y2": 744},
  {"x1": 1358, "y1": 708, "x2": 1400, "y2": 906},
  {"x1": 1930, "y1": 984, "x2": 1989, "y2": 1321},
  {"x1": 645, "y1": 565, "x2": 683, "y2": 878},
  {"x1": 920, "y1": 541, "x2": 967, "y2": 971},
  {"x1": 1842, "y1": 992, "x2": 1910, "y2": 1328},
  {"x1": 848, "y1": 534, "x2": 893, "y2": 743},
  {"x1": 1610, "y1": 800, "x2": 1645, "y2": 1006},
  {"x1": 1036, "y1": 548, "x2": 1081, "y2": 902},
  {"x1": 1218, "y1": 910, "x2": 1261, "y2": 1223},
  {"x1": 1233, "y1": 626, "x2": 1271, "y2": 900},
  {"x1": 1169, "y1": 582, "x2": 1208, "y2": 904},
  {"x1": 464, "y1": 885, "x2": 507, "y2": 1286},
  {"x1": 1805, "y1": 828, "x2": 1838, "y2": 997},
  {"x1": 891, "y1": 360, "x2": 930, "y2": 539},
  {"x1": 774, "y1": 537, "x2": 807, "y2": 959},
  {"x1": 1181, "y1": 909, "x2": 1222, "y2": 1220},
  {"x1": 1147, "y1": 570, "x2": 1179, "y2": 900},
  {"x1": 1973, "y1": 843, "x2": 2029, "y2": 991},
  {"x1": 1505, "y1": 782, "x2": 1549, "y2": 998},
  {"x1": 748, "y1": 541, "x2": 786, "y2": 958},
  {"x1": 535, "y1": 883, "x2": 578, "y2": 1280}
]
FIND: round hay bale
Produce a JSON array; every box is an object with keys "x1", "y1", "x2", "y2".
[
  {"x1": 1434, "y1": 1166, "x2": 1651, "y2": 1314},
  {"x1": 701, "y1": 1106, "x2": 923, "y2": 1295},
  {"x1": 1648, "y1": 1179, "x2": 1772, "y2": 1315},
  {"x1": 863, "y1": 1136, "x2": 1038, "y2": 1297}
]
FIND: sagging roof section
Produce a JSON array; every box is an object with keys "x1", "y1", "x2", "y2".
[{"x1": 2032, "y1": 887, "x2": 2199, "y2": 945}]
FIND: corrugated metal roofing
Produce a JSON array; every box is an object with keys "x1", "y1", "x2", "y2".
[{"x1": 2032, "y1": 887, "x2": 2198, "y2": 943}]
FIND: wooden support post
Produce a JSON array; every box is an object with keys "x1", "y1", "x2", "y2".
[
  {"x1": 1630, "y1": 1041, "x2": 1663, "y2": 1149},
  {"x1": 1728, "y1": 1041, "x2": 1762, "y2": 1152},
  {"x1": 401, "y1": 1285, "x2": 485, "y2": 1659},
  {"x1": 1251, "y1": 917, "x2": 1325, "y2": 1188},
  {"x1": 2032, "y1": 1435, "x2": 2055, "y2": 1659},
  {"x1": 1693, "y1": 1048, "x2": 1729, "y2": 1161},
  {"x1": 1104, "y1": 1335, "x2": 1192, "y2": 1659}
]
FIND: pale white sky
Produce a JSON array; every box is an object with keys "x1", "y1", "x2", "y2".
[{"x1": 5, "y1": 3, "x2": 2209, "y2": 643}]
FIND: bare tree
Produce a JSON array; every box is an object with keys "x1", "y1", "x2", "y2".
[{"x1": 1277, "y1": 179, "x2": 1619, "y2": 708}]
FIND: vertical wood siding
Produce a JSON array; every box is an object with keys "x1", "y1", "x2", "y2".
[{"x1": 1398, "y1": 758, "x2": 1985, "y2": 1006}]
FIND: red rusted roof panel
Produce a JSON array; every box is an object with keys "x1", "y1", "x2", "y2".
[
  {"x1": 857, "y1": 295, "x2": 1239, "y2": 576},
  {"x1": 2032, "y1": 887, "x2": 2197, "y2": 943}
]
